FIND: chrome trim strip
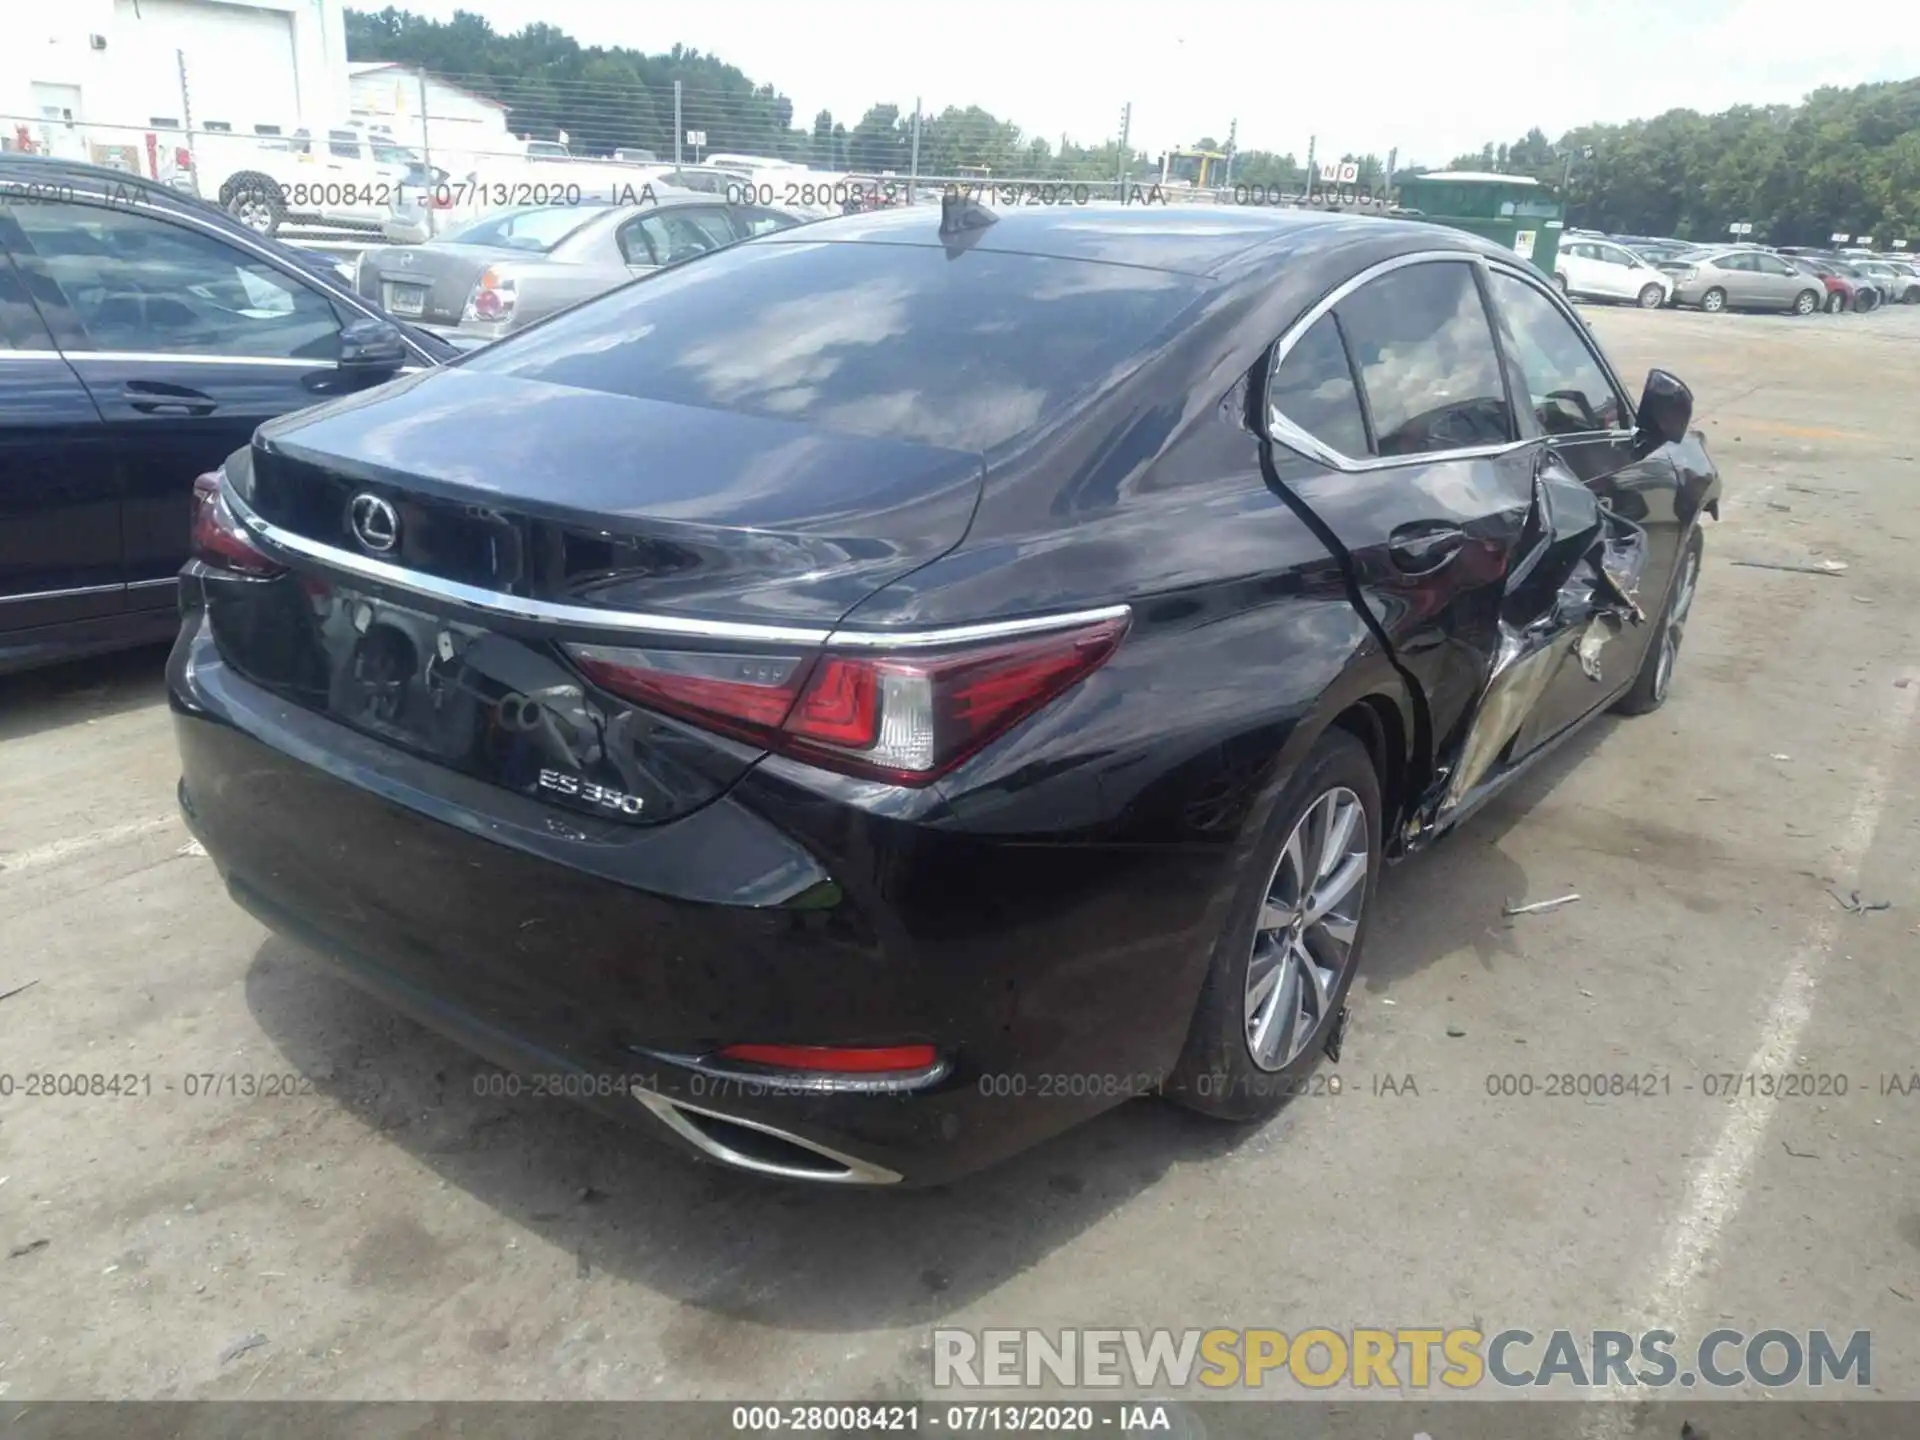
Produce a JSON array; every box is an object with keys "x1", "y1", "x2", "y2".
[
  {"x1": 1264, "y1": 249, "x2": 1534, "y2": 474},
  {"x1": 225, "y1": 485, "x2": 1132, "y2": 650},
  {"x1": 630, "y1": 1089, "x2": 903, "y2": 1184},
  {"x1": 63, "y1": 352, "x2": 354, "y2": 370},
  {"x1": 828, "y1": 604, "x2": 1133, "y2": 650},
  {"x1": 226, "y1": 488, "x2": 834, "y2": 645},
  {"x1": 631, "y1": 1048, "x2": 951, "y2": 1096},
  {"x1": 0, "y1": 581, "x2": 123, "y2": 604},
  {"x1": 126, "y1": 577, "x2": 182, "y2": 591}
]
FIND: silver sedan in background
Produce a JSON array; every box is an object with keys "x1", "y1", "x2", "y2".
[
  {"x1": 1661, "y1": 248, "x2": 1827, "y2": 314},
  {"x1": 354, "y1": 193, "x2": 810, "y2": 345}
]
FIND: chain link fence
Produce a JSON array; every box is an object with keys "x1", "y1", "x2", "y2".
[{"x1": 4, "y1": 58, "x2": 1408, "y2": 246}]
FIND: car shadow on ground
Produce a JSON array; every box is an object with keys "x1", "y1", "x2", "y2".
[
  {"x1": 237, "y1": 712, "x2": 1614, "y2": 1341},
  {"x1": 0, "y1": 644, "x2": 171, "y2": 744},
  {"x1": 1364, "y1": 715, "x2": 1615, "y2": 989}
]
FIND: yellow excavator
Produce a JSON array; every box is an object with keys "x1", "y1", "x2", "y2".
[{"x1": 1158, "y1": 148, "x2": 1228, "y2": 189}]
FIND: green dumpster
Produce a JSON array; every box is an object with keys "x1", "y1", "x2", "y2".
[{"x1": 1392, "y1": 172, "x2": 1565, "y2": 275}]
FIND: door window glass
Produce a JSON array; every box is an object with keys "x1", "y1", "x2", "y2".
[
  {"x1": 1267, "y1": 312, "x2": 1369, "y2": 457},
  {"x1": 1333, "y1": 261, "x2": 1514, "y2": 456},
  {"x1": 10, "y1": 202, "x2": 343, "y2": 360},
  {"x1": 733, "y1": 206, "x2": 799, "y2": 238},
  {"x1": 1489, "y1": 272, "x2": 1625, "y2": 435},
  {"x1": 623, "y1": 209, "x2": 735, "y2": 266}
]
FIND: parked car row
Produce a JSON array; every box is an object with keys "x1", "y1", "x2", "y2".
[{"x1": 1560, "y1": 228, "x2": 1920, "y2": 314}]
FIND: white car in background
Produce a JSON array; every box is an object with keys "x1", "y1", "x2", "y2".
[{"x1": 1554, "y1": 236, "x2": 1675, "y2": 308}]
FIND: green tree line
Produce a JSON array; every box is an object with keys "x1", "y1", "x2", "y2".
[
  {"x1": 348, "y1": 8, "x2": 1920, "y2": 240},
  {"x1": 1440, "y1": 82, "x2": 1920, "y2": 244}
]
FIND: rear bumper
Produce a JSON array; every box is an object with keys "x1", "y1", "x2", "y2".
[{"x1": 168, "y1": 613, "x2": 1221, "y2": 1185}]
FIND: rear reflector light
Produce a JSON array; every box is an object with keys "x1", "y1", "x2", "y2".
[
  {"x1": 189, "y1": 471, "x2": 283, "y2": 577},
  {"x1": 715, "y1": 1044, "x2": 939, "y2": 1074},
  {"x1": 565, "y1": 614, "x2": 1126, "y2": 785}
]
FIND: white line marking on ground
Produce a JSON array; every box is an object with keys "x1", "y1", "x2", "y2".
[
  {"x1": 1581, "y1": 673, "x2": 1919, "y2": 1433},
  {"x1": 0, "y1": 816, "x2": 181, "y2": 877}
]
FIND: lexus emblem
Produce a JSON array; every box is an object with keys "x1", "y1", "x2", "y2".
[
  {"x1": 396, "y1": 252, "x2": 415, "y2": 267},
  {"x1": 348, "y1": 493, "x2": 400, "y2": 553}
]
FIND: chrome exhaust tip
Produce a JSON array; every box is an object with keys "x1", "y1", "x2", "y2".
[{"x1": 632, "y1": 1089, "x2": 902, "y2": 1185}]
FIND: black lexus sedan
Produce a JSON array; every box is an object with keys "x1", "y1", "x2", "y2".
[
  {"x1": 0, "y1": 158, "x2": 455, "y2": 674},
  {"x1": 170, "y1": 200, "x2": 1720, "y2": 1185}
]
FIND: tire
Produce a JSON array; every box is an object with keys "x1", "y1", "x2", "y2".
[
  {"x1": 220, "y1": 172, "x2": 286, "y2": 237},
  {"x1": 1791, "y1": 288, "x2": 1819, "y2": 316},
  {"x1": 1614, "y1": 527, "x2": 1703, "y2": 716},
  {"x1": 1905, "y1": 289, "x2": 1920, "y2": 305},
  {"x1": 1553, "y1": 273, "x2": 1570, "y2": 296},
  {"x1": 1699, "y1": 287, "x2": 1727, "y2": 313},
  {"x1": 1166, "y1": 729, "x2": 1381, "y2": 1122},
  {"x1": 1636, "y1": 283, "x2": 1665, "y2": 309},
  {"x1": 1825, "y1": 291, "x2": 1846, "y2": 314}
]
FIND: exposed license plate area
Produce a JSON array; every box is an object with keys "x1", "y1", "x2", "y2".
[
  {"x1": 310, "y1": 587, "x2": 659, "y2": 823},
  {"x1": 382, "y1": 282, "x2": 428, "y2": 317}
]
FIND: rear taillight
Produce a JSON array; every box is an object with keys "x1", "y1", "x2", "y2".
[
  {"x1": 463, "y1": 266, "x2": 515, "y2": 323},
  {"x1": 189, "y1": 471, "x2": 283, "y2": 577},
  {"x1": 564, "y1": 614, "x2": 1127, "y2": 785}
]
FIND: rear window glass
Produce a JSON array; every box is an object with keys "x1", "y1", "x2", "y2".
[
  {"x1": 440, "y1": 206, "x2": 605, "y2": 252},
  {"x1": 459, "y1": 239, "x2": 1202, "y2": 451}
]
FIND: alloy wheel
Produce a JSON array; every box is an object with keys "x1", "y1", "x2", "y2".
[
  {"x1": 1701, "y1": 288, "x2": 1726, "y2": 313},
  {"x1": 1653, "y1": 547, "x2": 1700, "y2": 703},
  {"x1": 230, "y1": 195, "x2": 274, "y2": 233},
  {"x1": 1794, "y1": 290, "x2": 1817, "y2": 315},
  {"x1": 1243, "y1": 786, "x2": 1368, "y2": 1072},
  {"x1": 1637, "y1": 284, "x2": 1664, "y2": 309}
]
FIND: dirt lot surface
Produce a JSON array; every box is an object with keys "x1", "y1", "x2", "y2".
[{"x1": 2, "y1": 303, "x2": 1917, "y2": 1422}]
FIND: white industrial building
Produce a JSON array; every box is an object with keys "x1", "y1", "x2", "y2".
[
  {"x1": 348, "y1": 61, "x2": 516, "y2": 165},
  {"x1": 1, "y1": 0, "x2": 350, "y2": 166}
]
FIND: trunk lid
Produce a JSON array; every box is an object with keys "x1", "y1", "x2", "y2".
[
  {"x1": 207, "y1": 368, "x2": 983, "y2": 826},
  {"x1": 355, "y1": 243, "x2": 518, "y2": 325}
]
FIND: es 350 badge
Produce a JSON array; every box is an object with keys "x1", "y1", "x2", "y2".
[{"x1": 537, "y1": 767, "x2": 644, "y2": 815}]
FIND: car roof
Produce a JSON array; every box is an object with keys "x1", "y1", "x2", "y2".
[{"x1": 747, "y1": 201, "x2": 1487, "y2": 277}]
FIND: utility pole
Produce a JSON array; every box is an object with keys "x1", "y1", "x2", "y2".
[
  {"x1": 1116, "y1": 102, "x2": 1131, "y2": 199},
  {"x1": 176, "y1": 49, "x2": 200, "y2": 195},
  {"x1": 1304, "y1": 134, "x2": 1316, "y2": 198},
  {"x1": 909, "y1": 98, "x2": 922, "y2": 201},
  {"x1": 416, "y1": 67, "x2": 436, "y2": 236},
  {"x1": 673, "y1": 80, "x2": 683, "y2": 165},
  {"x1": 1223, "y1": 116, "x2": 1237, "y2": 188},
  {"x1": 1385, "y1": 146, "x2": 1397, "y2": 207}
]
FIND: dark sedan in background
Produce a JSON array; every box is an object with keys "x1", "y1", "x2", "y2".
[
  {"x1": 1, "y1": 159, "x2": 455, "y2": 674},
  {"x1": 170, "y1": 201, "x2": 1719, "y2": 1185}
]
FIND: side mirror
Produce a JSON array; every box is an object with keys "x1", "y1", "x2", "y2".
[
  {"x1": 339, "y1": 316, "x2": 408, "y2": 371},
  {"x1": 1636, "y1": 368, "x2": 1693, "y2": 447}
]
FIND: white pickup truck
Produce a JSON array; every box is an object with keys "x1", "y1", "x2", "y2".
[{"x1": 200, "y1": 127, "x2": 428, "y2": 237}]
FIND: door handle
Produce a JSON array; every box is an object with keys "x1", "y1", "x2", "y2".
[
  {"x1": 1388, "y1": 521, "x2": 1466, "y2": 574},
  {"x1": 122, "y1": 384, "x2": 217, "y2": 417}
]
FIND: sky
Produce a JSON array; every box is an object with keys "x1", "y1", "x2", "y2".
[{"x1": 377, "y1": 0, "x2": 1920, "y2": 167}]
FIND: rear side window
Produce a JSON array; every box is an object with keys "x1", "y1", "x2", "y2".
[
  {"x1": 462, "y1": 240, "x2": 1202, "y2": 451},
  {"x1": 1268, "y1": 313, "x2": 1368, "y2": 457},
  {"x1": 1333, "y1": 261, "x2": 1513, "y2": 457}
]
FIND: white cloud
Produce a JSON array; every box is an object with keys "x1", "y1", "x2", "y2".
[{"x1": 388, "y1": 0, "x2": 1920, "y2": 168}]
